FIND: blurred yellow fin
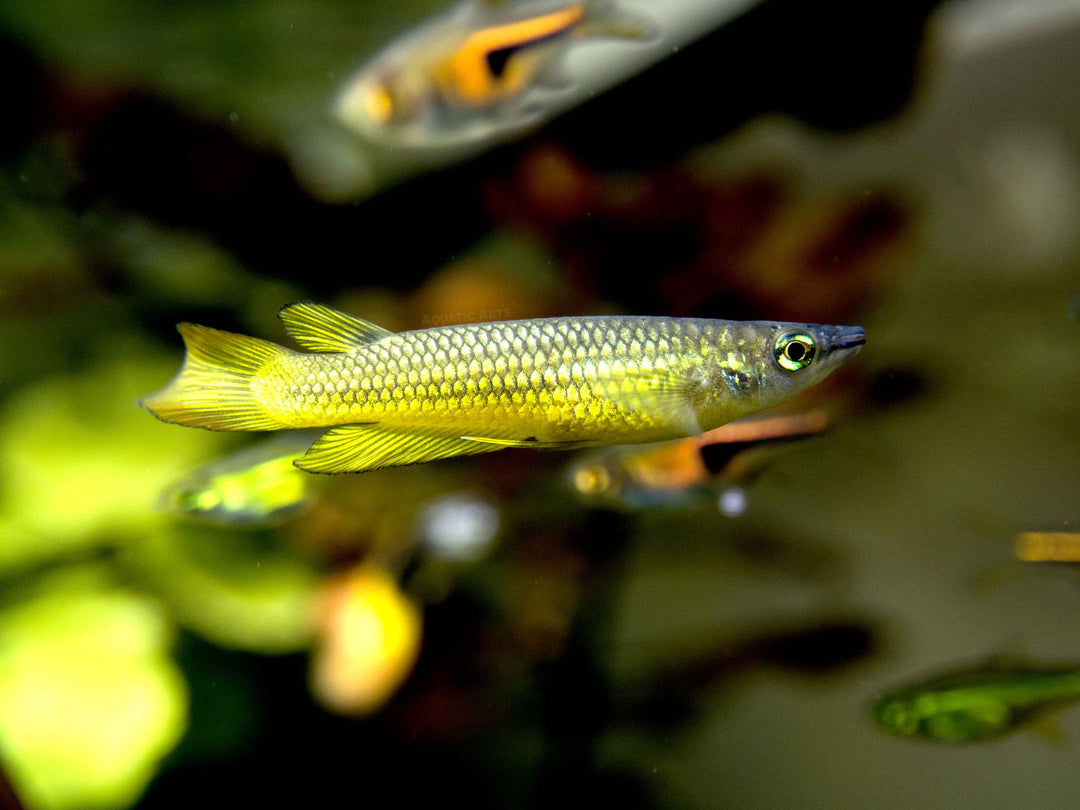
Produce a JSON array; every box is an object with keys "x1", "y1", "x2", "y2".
[
  {"x1": 279, "y1": 303, "x2": 393, "y2": 353},
  {"x1": 140, "y1": 324, "x2": 291, "y2": 431},
  {"x1": 296, "y1": 424, "x2": 501, "y2": 474}
]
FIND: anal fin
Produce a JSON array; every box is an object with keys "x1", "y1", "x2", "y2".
[{"x1": 296, "y1": 424, "x2": 502, "y2": 474}]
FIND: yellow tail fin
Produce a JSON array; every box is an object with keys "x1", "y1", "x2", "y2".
[{"x1": 140, "y1": 323, "x2": 292, "y2": 431}]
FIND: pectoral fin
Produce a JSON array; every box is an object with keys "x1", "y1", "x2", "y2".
[
  {"x1": 278, "y1": 303, "x2": 393, "y2": 353},
  {"x1": 296, "y1": 424, "x2": 502, "y2": 474},
  {"x1": 594, "y1": 366, "x2": 702, "y2": 437}
]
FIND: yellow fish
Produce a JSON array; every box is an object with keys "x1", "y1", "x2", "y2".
[
  {"x1": 337, "y1": 0, "x2": 654, "y2": 140},
  {"x1": 140, "y1": 304, "x2": 864, "y2": 474}
]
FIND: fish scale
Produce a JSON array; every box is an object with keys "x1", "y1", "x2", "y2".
[
  {"x1": 264, "y1": 317, "x2": 707, "y2": 440},
  {"x1": 141, "y1": 304, "x2": 864, "y2": 473}
]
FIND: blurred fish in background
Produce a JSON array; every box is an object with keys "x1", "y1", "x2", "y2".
[
  {"x1": 159, "y1": 432, "x2": 319, "y2": 528},
  {"x1": 568, "y1": 409, "x2": 829, "y2": 510},
  {"x1": 295, "y1": 0, "x2": 769, "y2": 199},
  {"x1": 335, "y1": 0, "x2": 657, "y2": 143},
  {"x1": 871, "y1": 659, "x2": 1080, "y2": 743}
]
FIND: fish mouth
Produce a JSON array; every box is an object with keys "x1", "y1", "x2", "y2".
[{"x1": 829, "y1": 326, "x2": 866, "y2": 351}]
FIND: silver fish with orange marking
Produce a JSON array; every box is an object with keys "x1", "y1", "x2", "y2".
[
  {"x1": 336, "y1": 0, "x2": 655, "y2": 145},
  {"x1": 570, "y1": 410, "x2": 829, "y2": 509}
]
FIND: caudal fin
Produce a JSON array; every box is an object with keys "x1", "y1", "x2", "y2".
[{"x1": 140, "y1": 323, "x2": 292, "y2": 431}]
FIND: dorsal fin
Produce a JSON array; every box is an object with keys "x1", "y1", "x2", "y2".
[{"x1": 278, "y1": 303, "x2": 393, "y2": 353}]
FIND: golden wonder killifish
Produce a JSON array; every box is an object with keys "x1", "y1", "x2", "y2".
[{"x1": 140, "y1": 304, "x2": 864, "y2": 474}]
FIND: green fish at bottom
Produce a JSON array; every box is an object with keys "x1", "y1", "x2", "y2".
[
  {"x1": 140, "y1": 303, "x2": 864, "y2": 474},
  {"x1": 872, "y1": 660, "x2": 1080, "y2": 743}
]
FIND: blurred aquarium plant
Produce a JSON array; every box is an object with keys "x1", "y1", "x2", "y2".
[
  {"x1": 0, "y1": 296, "x2": 328, "y2": 807},
  {"x1": 309, "y1": 562, "x2": 423, "y2": 716},
  {"x1": 0, "y1": 568, "x2": 186, "y2": 810}
]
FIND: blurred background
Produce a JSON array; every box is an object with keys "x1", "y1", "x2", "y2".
[{"x1": 0, "y1": 0, "x2": 1078, "y2": 807}]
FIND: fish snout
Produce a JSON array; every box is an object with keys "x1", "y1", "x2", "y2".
[{"x1": 824, "y1": 325, "x2": 866, "y2": 353}]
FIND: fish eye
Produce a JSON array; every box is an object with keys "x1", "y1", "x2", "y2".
[
  {"x1": 365, "y1": 82, "x2": 396, "y2": 124},
  {"x1": 774, "y1": 333, "x2": 816, "y2": 371},
  {"x1": 175, "y1": 490, "x2": 202, "y2": 510},
  {"x1": 878, "y1": 702, "x2": 920, "y2": 735}
]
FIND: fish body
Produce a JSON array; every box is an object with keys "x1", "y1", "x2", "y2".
[
  {"x1": 336, "y1": 0, "x2": 654, "y2": 144},
  {"x1": 141, "y1": 304, "x2": 864, "y2": 474},
  {"x1": 159, "y1": 433, "x2": 318, "y2": 526},
  {"x1": 872, "y1": 662, "x2": 1080, "y2": 743}
]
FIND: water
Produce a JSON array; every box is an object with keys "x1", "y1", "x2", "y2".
[{"x1": 0, "y1": 0, "x2": 1077, "y2": 808}]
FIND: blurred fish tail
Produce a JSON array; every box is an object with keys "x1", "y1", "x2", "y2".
[{"x1": 140, "y1": 324, "x2": 290, "y2": 431}]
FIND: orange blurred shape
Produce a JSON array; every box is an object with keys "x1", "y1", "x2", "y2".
[
  {"x1": 621, "y1": 439, "x2": 709, "y2": 491},
  {"x1": 1015, "y1": 532, "x2": 1080, "y2": 563},
  {"x1": 700, "y1": 410, "x2": 829, "y2": 446},
  {"x1": 309, "y1": 564, "x2": 423, "y2": 715},
  {"x1": 629, "y1": 410, "x2": 829, "y2": 491},
  {"x1": 516, "y1": 145, "x2": 594, "y2": 224},
  {"x1": 737, "y1": 191, "x2": 909, "y2": 322},
  {"x1": 407, "y1": 257, "x2": 550, "y2": 328}
]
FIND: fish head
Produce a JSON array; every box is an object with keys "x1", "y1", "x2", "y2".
[
  {"x1": 695, "y1": 322, "x2": 864, "y2": 428},
  {"x1": 756, "y1": 322, "x2": 864, "y2": 407},
  {"x1": 872, "y1": 694, "x2": 924, "y2": 737},
  {"x1": 158, "y1": 460, "x2": 311, "y2": 527},
  {"x1": 159, "y1": 475, "x2": 224, "y2": 521},
  {"x1": 337, "y1": 68, "x2": 424, "y2": 133}
]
